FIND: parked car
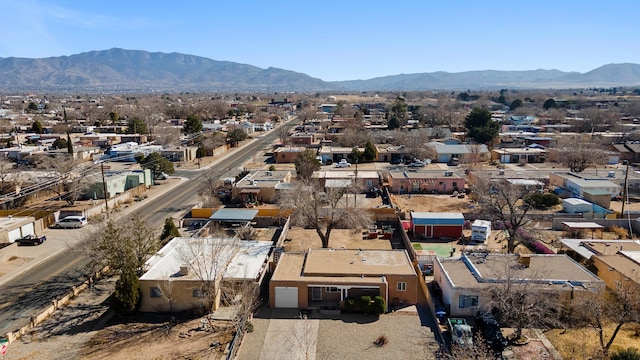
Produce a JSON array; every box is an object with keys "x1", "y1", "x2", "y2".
[
  {"x1": 475, "y1": 314, "x2": 509, "y2": 353},
  {"x1": 53, "y1": 216, "x2": 88, "y2": 229},
  {"x1": 408, "y1": 160, "x2": 426, "y2": 167},
  {"x1": 16, "y1": 234, "x2": 47, "y2": 246},
  {"x1": 335, "y1": 159, "x2": 351, "y2": 168}
]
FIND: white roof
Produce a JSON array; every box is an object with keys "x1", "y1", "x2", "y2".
[
  {"x1": 140, "y1": 237, "x2": 271, "y2": 282},
  {"x1": 563, "y1": 198, "x2": 591, "y2": 206},
  {"x1": 471, "y1": 220, "x2": 491, "y2": 227}
]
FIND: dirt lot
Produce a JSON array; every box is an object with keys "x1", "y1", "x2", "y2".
[
  {"x1": 545, "y1": 322, "x2": 640, "y2": 359},
  {"x1": 5, "y1": 277, "x2": 237, "y2": 360},
  {"x1": 390, "y1": 194, "x2": 473, "y2": 213},
  {"x1": 284, "y1": 227, "x2": 393, "y2": 252}
]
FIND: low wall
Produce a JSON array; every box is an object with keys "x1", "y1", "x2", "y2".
[{"x1": 4, "y1": 267, "x2": 108, "y2": 344}]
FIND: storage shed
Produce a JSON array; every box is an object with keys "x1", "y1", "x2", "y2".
[
  {"x1": 410, "y1": 212, "x2": 464, "y2": 239},
  {"x1": 562, "y1": 198, "x2": 593, "y2": 213}
]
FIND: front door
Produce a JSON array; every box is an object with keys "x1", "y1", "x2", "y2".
[{"x1": 311, "y1": 287, "x2": 322, "y2": 301}]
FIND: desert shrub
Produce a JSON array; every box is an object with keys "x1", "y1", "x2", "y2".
[
  {"x1": 372, "y1": 296, "x2": 386, "y2": 314},
  {"x1": 610, "y1": 347, "x2": 640, "y2": 360},
  {"x1": 344, "y1": 296, "x2": 357, "y2": 312},
  {"x1": 374, "y1": 334, "x2": 389, "y2": 347},
  {"x1": 359, "y1": 295, "x2": 372, "y2": 314},
  {"x1": 525, "y1": 193, "x2": 560, "y2": 209},
  {"x1": 609, "y1": 225, "x2": 629, "y2": 239}
]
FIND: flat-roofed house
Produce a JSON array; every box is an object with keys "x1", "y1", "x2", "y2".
[
  {"x1": 388, "y1": 170, "x2": 464, "y2": 194},
  {"x1": 434, "y1": 253, "x2": 605, "y2": 317},
  {"x1": 139, "y1": 237, "x2": 272, "y2": 312},
  {"x1": 269, "y1": 249, "x2": 418, "y2": 310}
]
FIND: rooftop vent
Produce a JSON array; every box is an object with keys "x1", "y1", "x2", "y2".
[{"x1": 179, "y1": 265, "x2": 189, "y2": 276}]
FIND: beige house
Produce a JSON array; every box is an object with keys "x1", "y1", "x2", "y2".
[
  {"x1": 433, "y1": 253, "x2": 604, "y2": 317},
  {"x1": 312, "y1": 170, "x2": 382, "y2": 191},
  {"x1": 139, "y1": 237, "x2": 272, "y2": 313},
  {"x1": 233, "y1": 170, "x2": 293, "y2": 203},
  {"x1": 269, "y1": 248, "x2": 418, "y2": 310}
]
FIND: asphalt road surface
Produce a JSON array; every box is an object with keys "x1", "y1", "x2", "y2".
[{"x1": 0, "y1": 119, "x2": 295, "y2": 336}]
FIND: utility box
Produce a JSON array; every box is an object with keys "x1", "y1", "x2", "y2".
[{"x1": 471, "y1": 220, "x2": 491, "y2": 242}]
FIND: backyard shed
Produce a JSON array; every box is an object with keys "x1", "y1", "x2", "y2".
[
  {"x1": 410, "y1": 212, "x2": 464, "y2": 239},
  {"x1": 562, "y1": 198, "x2": 593, "y2": 213}
]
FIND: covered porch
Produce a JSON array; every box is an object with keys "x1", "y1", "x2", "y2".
[{"x1": 307, "y1": 284, "x2": 383, "y2": 311}]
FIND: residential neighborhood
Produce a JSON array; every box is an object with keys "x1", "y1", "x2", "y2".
[{"x1": 0, "y1": 88, "x2": 640, "y2": 360}]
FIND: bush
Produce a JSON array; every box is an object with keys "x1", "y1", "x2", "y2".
[
  {"x1": 112, "y1": 268, "x2": 141, "y2": 315},
  {"x1": 525, "y1": 193, "x2": 560, "y2": 209},
  {"x1": 610, "y1": 347, "x2": 640, "y2": 360},
  {"x1": 372, "y1": 296, "x2": 386, "y2": 314},
  {"x1": 344, "y1": 297, "x2": 357, "y2": 312},
  {"x1": 609, "y1": 225, "x2": 629, "y2": 239},
  {"x1": 359, "y1": 295, "x2": 372, "y2": 314}
]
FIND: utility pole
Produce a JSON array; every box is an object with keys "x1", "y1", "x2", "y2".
[
  {"x1": 620, "y1": 160, "x2": 629, "y2": 219},
  {"x1": 101, "y1": 162, "x2": 109, "y2": 218}
]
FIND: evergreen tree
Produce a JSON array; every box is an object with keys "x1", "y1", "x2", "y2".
[
  {"x1": 465, "y1": 107, "x2": 499, "y2": 144},
  {"x1": 363, "y1": 141, "x2": 377, "y2": 162},
  {"x1": 31, "y1": 120, "x2": 43, "y2": 134},
  {"x1": 161, "y1": 218, "x2": 181, "y2": 241},
  {"x1": 66, "y1": 132, "x2": 73, "y2": 154},
  {"x1": 112, "y1": 268, "x2": 141, "y2": 315},
  {"x1": 183, "y1": 114, "x2": 203, "y2": 135}
]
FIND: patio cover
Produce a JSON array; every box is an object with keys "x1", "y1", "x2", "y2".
[{"x1": 209, "y1": 208, "x2": 259, "y2": 223}]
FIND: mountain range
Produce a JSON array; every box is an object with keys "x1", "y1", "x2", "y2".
[{"x1": 1, "y1": 48, "x2": 640, "y2": 92}]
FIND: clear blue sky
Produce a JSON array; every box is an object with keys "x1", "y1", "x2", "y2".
[{"x1": 2, "y1": 0, "x2": 639, "y2": 81}]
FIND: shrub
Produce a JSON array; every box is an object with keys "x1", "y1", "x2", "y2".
[
  {"x1": 525, "y1": 193, "x2": 560, "y2": 209},
  {"x1": 344, "y1": 297, "x2": 357, "y2": 312},
  {"x1": 359, "y1": 295, "x2": 372, "y2": 314},
  {"x1": 610, "y1": 347, "x2": 640, "y2": 360},
  {"x1": 609, "y1": 225, "x2": 629, "y2": 239},
  {"x1": 372, "y1": 296, "x2": 386, "y2": 314},
  {"x1": 374, "y1": 334, "x2": 389, "y2": 347}
]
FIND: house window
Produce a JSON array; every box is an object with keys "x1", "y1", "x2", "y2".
[
  {"x1": 458, "y1": 295, "x2": 479, "y2": 308},
  {"x1": 366, "y1": 180, "x2": 373, "y2": 187},
  {"x1": 452, "y1": 181, "x2": 457, "y2": 188},
  {"x1": 325, "y1": 287, "x2": 340, "y2": 293},
  {"x1": 193, "y1": 288, "x2": 204, "y2": 298},
  {"x1": 397, "y1": 282, "x2": 407, "y2": 291},
  {"x1": 150, "y1": 287, "x2": 163, "y2": 298}
]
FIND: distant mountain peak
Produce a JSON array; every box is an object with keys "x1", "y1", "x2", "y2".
[{"x1": 0, "y1": 49, "x2": 638, "y2": 92}]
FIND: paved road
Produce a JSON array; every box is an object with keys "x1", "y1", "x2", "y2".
[{"x1": 0, "y1": 119, "x2": 296, "y2": 337}]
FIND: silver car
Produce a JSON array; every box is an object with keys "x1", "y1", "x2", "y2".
[{"x1": 54, "y1": 216, "x2": 88, "y2": 229}]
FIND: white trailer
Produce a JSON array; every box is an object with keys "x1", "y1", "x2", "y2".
[{"x1": 471, "y1": 220, "x2": 491, "y2": 242}]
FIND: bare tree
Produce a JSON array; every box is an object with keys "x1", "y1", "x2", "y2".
[
  {"x1": 481, "y1": 256, "x2": 565, "y2": 342},
  {"x1": 198, "y1": 168, "x2": 225, "y2": 207},
  {"x1": 395, "y1": 129, "x2": 433, "y2": 161},
  {"x1": 459, "y1": 144, "x2": 485, "y2": 173},
  {"x1": 212, "y1": 100, "x2": 229, "y2": 120},
  {"x1": 554, "y1": 135, "x2": 607, "y2": 173},
  {"x1": 220, "y1": 279, "x2": 260, "y2": 335},
  {"x1": 279, "y1": 179, "x2": 371, "y2": 248},
  {"x1": 0, "y1": 158, "x2": 16, "y2": 195},
  {"x1": 286, "y1": 320, "x2": 318, "y2": 360},
  {"x1": 472, "y1": 177, "x2": 535, "y2": 253},
  {"x1": 177, "y1": 237, "x2": 239, "y2": 313},
  {"x1": 569, "y1": 287, "x2": 640, "y2": 358},
  {"x1": 36, "y1": 153, "x2": 85, "y2": 205}
]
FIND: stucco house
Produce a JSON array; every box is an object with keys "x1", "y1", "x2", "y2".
[
  {"x1": 139, "y1": 237, "x2": 272, "y2": 313},
  {"x1": 426, "y1": 141, "x2": 489, "y2": 164},
  {"x1": 269, "y1": 248, "x2": 418, "y2": 310},
  {"x1": 233, "y1": 170, "x2": 293, "y2": 203},
  {"x1": 388, "y1": 170, "x2": 464, "y2": 194},
  {"x1": 433, "y1": 253, "x2": 605, "y2": 317}
]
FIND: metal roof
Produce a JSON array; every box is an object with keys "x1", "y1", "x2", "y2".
[{"x1": 209, "y1": 208, "x2": 259, "y2": 222}]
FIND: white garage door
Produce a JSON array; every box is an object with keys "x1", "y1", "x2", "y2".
[
  {"x1": 21, "y1": 223, "x2": 35, "y2": 237},
  {"x1": 275, "y1": 287, "x2": 298, "y2": 308},
  {"x1": 8, "y1": 228, "x2": 21, "y2": 242}
]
